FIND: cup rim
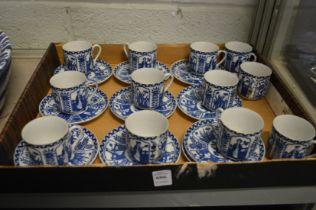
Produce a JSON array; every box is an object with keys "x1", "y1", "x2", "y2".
[
  {"x1": 220, "y1": 107, "x2": 264, "y2": 135},
  {"x1": 50, "y1": 71, "x2": 86, "y2": 90},
  {"x1": 125, "y1": 110, "x2": 169, "y2": 138},
  {"x1": 63, "y1": 40, "x2": 92, "y2": 52},
  {"x1": 204, "y1": 70, "x2": 239, "y2": 87},
  {"x1": 190, "y1": 41, "x2": 219, "y2": 53},
  {"x1": 131, "y1": 68, "x2": 165, "y2": 85},
  {"x1": 21, "y1": 116, "x2": 69, "y2": 146},
  {"x1": 240, "y1": 62, "x2": 272, "y2": 78},
  {"x1": 273, "y1": 115, "x2": 315, "y2": 142},
  {"x1": 225, "y1": 41, "x2": 253, "y2": 53},
  {"x1": 128, "y1": 41, "x2": 157, "y2": 53}
]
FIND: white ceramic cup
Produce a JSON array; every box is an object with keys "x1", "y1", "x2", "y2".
[
  {"x1": 125, "y1": 110, "x2": 169, "y2": 164},
  {"x1": 21, "y1": 116, "x2": 83, "y2": 165},
  {"x1": 123, "y1": 41, "x2": 157, "y2": 73},
  {"x1": 202, "y1": 70, "x2": 239, "y2": 111},
  {"x1": 268, "y1": 115, "x2": 316, "y2": 159},
  {"x1": 131, "y1": 68, "x2": 174, "y2": 109},
  {"x1": 50, "y1": 71, "x2": 98, "y2": 114},
  {"x1": 63, "y1": 40, "x2": 102, "y2": 74},
  {"x1": 238, "y1": 62, "x2": 272, "y2": 100},
  {"x1": 215, "y1": 107, "x2": 264, "y2": 161}
]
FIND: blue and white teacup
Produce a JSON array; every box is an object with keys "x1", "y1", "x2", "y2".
[
  {"x1": 224, "y1": 41, "x2": 257, "y2": 73},
  {"x1": 268, "y1": 115, "x2": 316, "y2": 159},
  {"x1": 189, "y1": 42, "x2": 227, "y2": 76},
  {"x1": 131, "y1": 68, "x2": 173, "y2": 109},
  {"x1": 125, "y1": 110, "x2": 169, "y2": 164},
  {"x1": 50, "y1": 71, "x2": 98, "y2": 115},
  {"x1": 215, "y1": 107, "x2": 264, "y2": 161},
  {"x1": 202, "y1": 70, "x2": 239, "y2": 111},
  {"x1": 21, "y1": 116, "x2": 83, "y2": 165},
  {"x1": 238, "y1": 62, "x2": 272, "y2": 100},
  {"x1": 63, "y1": 40, "x2": 102, "y2": 74},
  {"x1": 123, "y1": 41, "x2": 157, "y2": 73}
]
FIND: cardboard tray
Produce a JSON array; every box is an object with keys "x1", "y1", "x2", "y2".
[{"x1": 0, "y1": 43, "x2": 315, "y2": 193}]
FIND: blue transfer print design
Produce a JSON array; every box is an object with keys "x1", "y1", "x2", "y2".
[
  {"x1": 171, "y1": 59, "x2": 203, "y2": 85},
  {"x1": 127, "y1": 49, "x2": 157, "y2": 73},
  {"x1": 64, "y1": 47, "x2": 94, "y2": 74},
  {"x1": 223, "y1": 49, "x2": 256, "y2": 73},
  {"x1": 110, "y1": 87, "x2": 176, "y2": 120},
  {"x1": 99, "y1": 125, "x2": 180, "y2": 166},
  {"x1": 189, "y1": 49, "x2": 217, "y2": 76}
]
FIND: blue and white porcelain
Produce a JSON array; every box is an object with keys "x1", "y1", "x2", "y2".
[
  {"x1": 54, "y1": 60, "x2": 112, "y2": 85},
  {"x1": 216, "y1": 107, "x2": 265, "y2": 161},
  {"x1": 177, "y1": 85, "x2": 242, "y2": 120},
  {"x1": 113, "y1": 60, "x2": 170, "y2": 84},
  {"x1": 14, "y1": 126, "x2": 99, "y2": 166},
  {"x1": 183, "y1": 119, "x2": 265, "y2": 162},
  {"x1": 238, "y1": 62, "x2": 272, "y2": 100},
  {"x1": 50, "y1": 71, "x2": 99, "y2": 115},
  {"x1": 63, "y1": 40, "x2": 102, "y2": 74},
  {"x1": 123, "y1": 41, "x2": 157, "y2": 73},
  {"x1": 171, "y1": 59, "x2": 203, "y2": 85},
  {"x1": 189, "y1": 42, "x2": 226, "y2": 76},
  {"x1": 39, "y1": 87, "x2": 108, "y2": 124},
  {"x1": 202, "y1": 70, "x2": 239, "y2": 111},
  {"x1": 125, "y1": 110, "x2": 170, "y2": 164},
  {"x1": 131, "y1": 68, "x2": 173, "y2": 109},
  {"x1": 268, "y1": 115, "x2": 316, "y2": 159},
  {"x1": 223, "y1": 41, "x2": 257, "y2": 73},
  {"x1": 110, "y1": 87, "x2": 176, "y2": 120},
  {"x1": 99, "y1": 125, "x2": 180, "y2": 166}
]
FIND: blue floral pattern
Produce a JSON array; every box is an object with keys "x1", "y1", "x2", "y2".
[
  {"x1": 110, "y1": 87, "x2": 177, "y2": 120},
  {"x1": 171, "y1": 59, "x2": 203, "y2": 85},
  {"x1": 54, "y1": 60, "x2": 112, "y2": 85},
  {"x1": 99, "y1": 125, "x2": 180, "y2": 166},
  {"x1": 113, "y1": 60, "x2": 170, "y2": 84},
  {"x1": 39, "y1": 87, "x2": 108, "y2": 124},
  {"x1": 14, "y1": 126, "x2": 99, "y2": 166},
  {"x1": 177, "y1": 85, "x2": 242, "y2": 120}
]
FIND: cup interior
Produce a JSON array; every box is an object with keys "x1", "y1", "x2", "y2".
[
  {"x1": 22, "y1": 116, "x2": 69, "y2": 145},
  {"x1": 204, "y1": 70, "x2": 239, "y2": 87},
  {"x1": 240, "y1": 62, "x2": 272, "y2": 77},
  {"x1": 273, "y1": 115, "x2": 315, "y2": 141},
  {"x1": 50, "y1": 71, "x2": 86, "y2": 89},
  {"x1": 129, "y1": 41, "x2": 157, "y2": 52},
  {"x1": 125, "y1": 110, "x2": 168, "y2": 138},
  {"x1": 63, "y1": 40, "x2": 92, "y2": 52},
  {"x1": 220, "y1": 107, "x2": 264, "y2": 134},
  {"x1": 191, "y1": 42, "x2": 219, "y2": 53},
  {"x1": 131, "y1": 68, "x2": 165, "y2": 84},
  {"x1": 225, "y1": 41, "x2": 253, "y2": 53}
]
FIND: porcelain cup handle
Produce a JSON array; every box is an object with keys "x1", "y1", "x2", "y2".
[
  {"x1": 163, "y1": 73, "x2": 174, "y2": 92},
  {"x1": 123, "y1": 43, "x2": 130, "y2": 58},
  {"x1": 86, "y1": 80, "x2": 98, "y2": 104},
  {"x1": 92, "y1": 44, "x2": 102, "y2": 65},
  {"x1": 216, "y1": 50, "x2": 227, "y2": 68},
  {"x1": 249, "y1": 53, "x2": 257, "y2": 62},
  {"x1": 67, "y1": 125, "x2": 85, "y2": 165}
]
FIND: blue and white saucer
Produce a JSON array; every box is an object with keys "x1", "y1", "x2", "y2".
[
  {"x1": 99, "y1": 125, "x2": 180, "y2": 166},
  {"x1": 113, "y1": 61, "x2": 170, "y2": 84},
  {"x1": 171, "y1": 59, "x2": 203, "y2": 85},
  {"x1": 110, "y1": 87, "x2": 177, "y2": 120},
  {"x1": 177, "y1": 85, "x2": 242, "y2": 120},
  {"x1": 183, "y1": 119, "x2": 265, "y2": 162},
  {"x1": 39, "y1": 87, "x2": 108, "y2": 124},
  {"x1": 14, "y1": 126, "x2": 99, "y2": 166},
  {"x1": 54, "y1": 60, "x2": 112, "y2": 85}
]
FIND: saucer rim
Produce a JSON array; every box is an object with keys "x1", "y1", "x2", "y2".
[
  {"x1": 183, "y1": 119, "x2": 266, "y2": 162},
  {"x1": 54, "y1": 59, "x2": 113, "y2": 85},
  {"x1": 109, "y1": 86, "x2": 177, "y2": 120},
  {"x1": 99, "y1": 125, "x2": 181, "y2": 166},
  {"x1": 177, "y1": 85, "x2": 242, "y2": 121},
  {"x1": 39, "y1": 87, "x2": 108, "y2": 124},
  {"x1": 13, "y1": 126, "x2": 99, "y2": 166},
  {"x1": 170, "y1": 59, "x2": 203, "y2": 85},
  {"x1": 113, "y1": 60, "x2": 170, "y2": 84}
]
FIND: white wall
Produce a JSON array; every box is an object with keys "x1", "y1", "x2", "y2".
[{"x1": 0, "y1": 0, "x2": 258, "y2": 49}]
